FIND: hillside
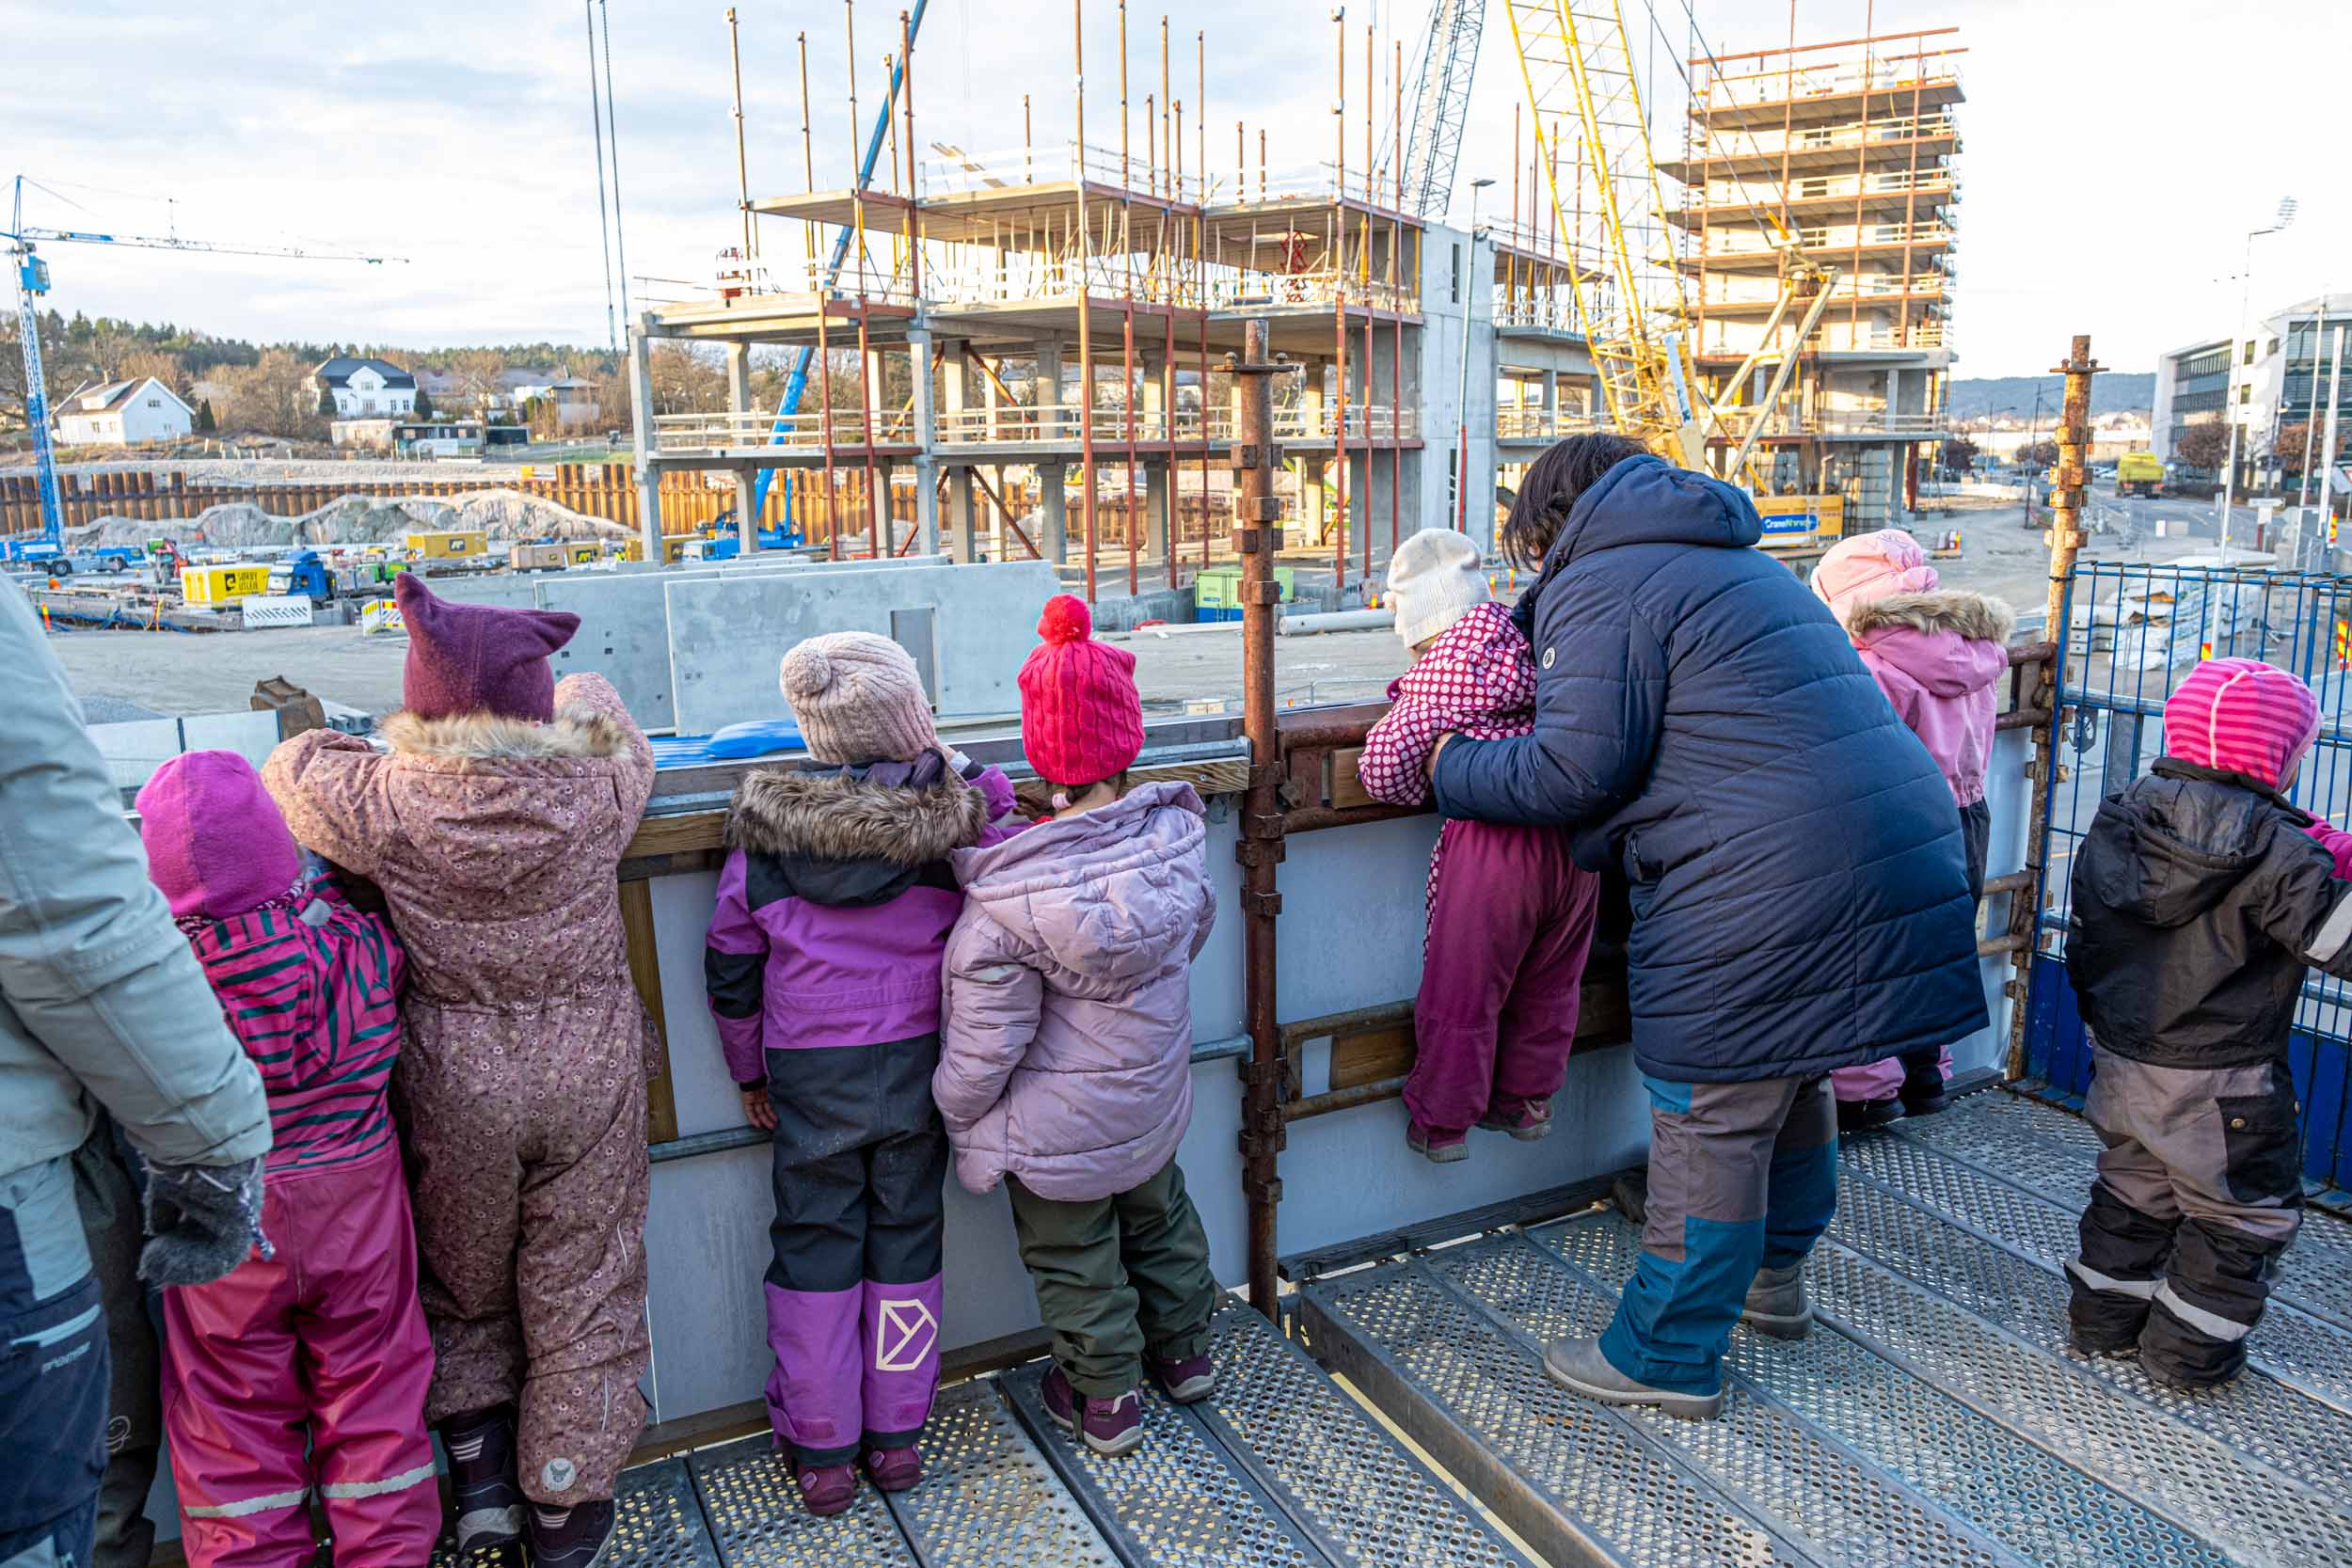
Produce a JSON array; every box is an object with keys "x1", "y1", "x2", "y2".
[{"x1": 1945, "y1": 372, "x2": 2154, "y2": 421}]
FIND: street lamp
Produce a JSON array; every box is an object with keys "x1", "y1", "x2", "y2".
[
  {"x1": 1455, "y1": 176, "x2": 1496, "y2": 535},
  {"x1": 2218, "y1": 196, "x2": 2297, "y2": 564}
]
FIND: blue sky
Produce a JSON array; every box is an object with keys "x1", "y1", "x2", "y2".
[{"x1": 3, "y1": 0, "x2": 2343, "y2": 376}]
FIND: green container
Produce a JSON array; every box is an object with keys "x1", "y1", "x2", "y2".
[{"x1": 1193, "y1": 565, "x2": 1293, "y2": 611}]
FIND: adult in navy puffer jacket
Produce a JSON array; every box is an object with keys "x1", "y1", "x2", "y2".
[{"x1": 1429, "y1": 436, "x2": 1984, "y2": 1418}]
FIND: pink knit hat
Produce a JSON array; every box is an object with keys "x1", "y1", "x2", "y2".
[
  {"x1": 1810, "y1": 529, "x2": 1938, "y2": 628},
  {"x1": 2163, "y1": 657, "x2": 2323, "y2": 790},
  {"x1": 396, "y1": 573, "x2": 580, "y2": 722},
  {"x1": 135, "y1": 751, "x2": 304, "y2": 925},
  {"x1": 779, "y1": 631, "x2": 938, "y2": 765},
  {"x1": 1019, "y1": 595, "x2": 1145, "y2": 786}
]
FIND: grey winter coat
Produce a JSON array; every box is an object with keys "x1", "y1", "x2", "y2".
[
  {"x1": 934, "y1": 784, "x2": 1216, "y2": 1202},
  {"x1": 0, "y1": 581, "x2": 270, "y2": 1181}
]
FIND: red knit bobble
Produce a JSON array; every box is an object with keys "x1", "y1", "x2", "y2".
[{"x1": 1038, "y1": 594, "x2": 1093, "y2": 644}]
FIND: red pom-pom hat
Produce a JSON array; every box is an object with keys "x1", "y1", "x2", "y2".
[{"x1": 1017, "y1": 594, "x2": 1145, "y2": 786}]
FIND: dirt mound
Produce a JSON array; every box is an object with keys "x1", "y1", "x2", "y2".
[{"x1": 63, "y1": 487, "x2": 626, "y2": 553}]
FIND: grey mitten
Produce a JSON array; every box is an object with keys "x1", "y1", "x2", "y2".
[{"x1": 139, "y1": 1157, "x2": 269, "y2": 1286}]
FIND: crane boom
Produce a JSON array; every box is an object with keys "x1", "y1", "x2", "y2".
[
  {"x1": 14, "y1": 227, "x2": 404, "y2": 264},
  {"x1": 1398, "y1": 0, "x2": 1487, "y2": 217}
]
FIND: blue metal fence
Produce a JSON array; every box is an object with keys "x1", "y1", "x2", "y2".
[{"x1": 2030, "y1": 561, "x2": 2352, "y2": 1196}]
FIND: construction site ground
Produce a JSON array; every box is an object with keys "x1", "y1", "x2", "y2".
[{"x1": 46, "y1": 487, "x2": 2252, "y2": 724}]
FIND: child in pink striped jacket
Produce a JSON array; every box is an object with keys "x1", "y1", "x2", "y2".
[
  {"x1": 1357, "y1": 531, "x2": 1601, "y2": 1163},
  {"x1": 135, "y1": 752, "x2": 437, "y2": 1568}
]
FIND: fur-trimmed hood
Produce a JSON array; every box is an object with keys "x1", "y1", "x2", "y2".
[
  {"x1": 379, "y1": 703, "x2": 637, "y2": 761},
  {"x1": 1849, "y1": 589, "x2": 2014, "y2": 644},
  {"x1": 727, "y1": 756, "x2": 989, "y2": 867}
]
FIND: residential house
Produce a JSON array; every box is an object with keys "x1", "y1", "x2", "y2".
[
  {"x1": 506, "y1": 374, "x2": 602, "y2": 430},
  {"x1": 315, "y1": 356, "x2": 419, "y2": 420},
  {"x1": 54, "y1": 377, "x2": 195, "y2": 446}
]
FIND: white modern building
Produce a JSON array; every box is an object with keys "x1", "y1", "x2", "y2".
[
  {"x1": 2153, "y1": 292, "x2": 2352, "y2": 486},
  {"x1": 315, "y1": 355, "x2": 419, "y2": 419},
  {"x1": 507, "y1": 375, "x2": 603, "y2": 429},
  {"x1": 54, "y1": 376, "x2": 195, "y2": 446}
]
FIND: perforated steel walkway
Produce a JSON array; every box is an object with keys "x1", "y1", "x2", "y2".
[
  {"x1": 1297, "y1": 1086, "x2": 2352, "y2": 1568},
  {"x1": 439, "y1": 1296, "x2": 1529, "y2": 1568}
]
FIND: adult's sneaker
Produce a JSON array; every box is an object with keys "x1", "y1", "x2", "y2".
[
  {"x1": 439, "y1": 1403, "x2": 525, "y2": 1554},
  {"x1": 1540, "y1": 1336, "x2": 1724, "y2": 1419},
  {"x1": 1041, "y1": 1364, "x2": 1145, "y2": 1456}
]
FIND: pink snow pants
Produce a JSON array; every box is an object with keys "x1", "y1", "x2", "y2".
[
  {"x1": 1406, "y1": 819, "x2": 1602, "y2": 1136},
  {"x1": 161, "y1": 1143, "x2": 439, "y2": 1568}
]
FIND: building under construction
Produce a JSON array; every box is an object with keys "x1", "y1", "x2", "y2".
[{"x1": 1663, "y1": 24, "x2": 1963, "y2": 529}]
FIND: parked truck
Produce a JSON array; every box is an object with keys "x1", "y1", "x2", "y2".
[{"x1": 2117, "y1": 451, "x2": 2166, "y2": 498}]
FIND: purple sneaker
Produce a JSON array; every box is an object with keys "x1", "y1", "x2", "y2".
[
  {"x1": 1153, "y1": 1352, "x2": 1216, "y2": 1404},
  {"x1": 1476, "y1": 1099, "x2": 1553, "y2": 1141},
  {"x1": 865, "y1": 1445, "x2": 923, "y2": 1493},
  {"x1": 1406, "y1": 1120, "x2": 1468, "y2": 1164},
  {"x1": 794, "y1": 1462, "x2": 857, "y2": 1516},
  {"x1": 1041, "y1": 1364, "x2": 1145, "y2": 1456}
]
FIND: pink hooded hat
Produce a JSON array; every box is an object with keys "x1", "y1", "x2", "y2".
[
  {"x1": 1811, "y1": 529, "x2": 1939, "y2": 628},
  {"x1": 2163, "y1": 657, "x2": 2323, "y2": 791},
  {"x1": 136, "y1": 750, "x2": 305, "y2": 925}
]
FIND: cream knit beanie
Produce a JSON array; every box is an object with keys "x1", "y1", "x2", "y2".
[
  {"x1": 1387, "y1": 529, "x2": 1491, "y2": 649},
  {"x1": 779, "y1": 632, "x2": 937, "y2": 765}
]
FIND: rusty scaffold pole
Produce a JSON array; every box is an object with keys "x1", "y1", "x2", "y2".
[
  {"x1": 1331, "y1": 5, "x2": 1348, "y2": 595},
  {"x1": 800, "y1": 30, "x2": 841, "y2": 557},
  {"x1": 2002, "y1": 333, "x2": 2098, "y2": 1077},
  {"x1": 1232, "y1": 317, "x2": 1289, "y2": 1318},
  {"x1": 1075, "y1": 0, "x2": 1100, "y2": 600}
]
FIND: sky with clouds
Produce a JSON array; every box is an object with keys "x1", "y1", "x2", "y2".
[{"x1": 4, "y1": 0, "x2": 2344, "y2": 377}]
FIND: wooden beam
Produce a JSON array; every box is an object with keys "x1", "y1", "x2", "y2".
[{"x1": 618, "y1": 879, "x2": 681, "y2": 1145}]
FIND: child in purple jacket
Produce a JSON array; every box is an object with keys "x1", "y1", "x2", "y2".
[
  {"x1": 1357, "y1": 529, "x2": 1601, "y2": 1163},
  {"x1": 703, "y1": 634, "x2": 1017, "y2": 1514},
  {"x1": 1811, "y1": 529, "x2": 2013, "y2": 1128},
  {"x1": 936, "y1": 596, "x2": 1220, "y2": 1460}
]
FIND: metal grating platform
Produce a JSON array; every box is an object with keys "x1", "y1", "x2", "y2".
[{"x1": 1297, "y1": 1086, "x2": 2352, "y2": 1568}]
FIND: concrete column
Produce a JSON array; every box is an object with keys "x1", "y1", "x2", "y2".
[
  {"x1": 983, "y1": 356, "x2": 1004, "y2": 440},
  {"x1": 1541, "y1": 369, "x2": 1559, "y2": 438},
  {"x1": 1039, "y1": 461, "x2": 1069, "y2": 562},
  {"x1": 910, "y1": 328, "x2": 939, "y2": 556},
  {"x1": 628, "y1": 326, "x2": 661, "y2": 561},
  {"x1": 735, "y1": 462, "x2": 758, "y2": 554},
  {"x1": 1300, "y1": 455, "x2": 1328, "y2": 547},
  {"x1": 724, "y1": 343, "x2": 753, "y2": 421},
  {"x1": 1034, "y1": 339, "x2": 1065, "y2": 439},
  {"x1": 1145, "y1": 460, "x2": 1172, "y2": 569},
  {"x1": 942, "y1": 340, "x2": 975, "y2": 562},
  {"x1": 721, "y1": 349, "x2": 759, "y2": 557}
]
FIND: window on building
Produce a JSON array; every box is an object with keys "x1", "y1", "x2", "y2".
[
  {"x1": 1450, "y1": 243, "x2": 1461, "y2": 305},
  {"x1": 2245, "y1": 341, "x2": 2257, "y2": 365},
  {"x1": 2239, "y1": 385, "x2": 2252, "y2": 404},
  {"x1": 146, "y1": 399, "x2": 161, "y2": 408}
]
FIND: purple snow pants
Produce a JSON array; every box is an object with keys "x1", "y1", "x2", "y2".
[
  {"x1": 761, "y1": 1036, "x2": 946, "y2": 1465},
  {"x1": 1405, "y1": 819, "x2": 1602, "y2": 1137}
]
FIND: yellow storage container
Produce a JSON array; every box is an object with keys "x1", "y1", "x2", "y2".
[
  {"x1": 179, "y1": 564, "x2": 275, "y2": 605},
  {"x1": 402, "y1": 530, "x2": 489, "y2": 560},
  {"x1": 1753, "y1": 494, "x2": 1845, "y2": 549}
]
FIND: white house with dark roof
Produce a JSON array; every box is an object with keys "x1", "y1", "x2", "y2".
[
  {"x1": 314, "y1": 355, "x2": 418, "y2": 418},
  {"x1": 55, "y1": 377, "x2": 195, "y2": 446}
]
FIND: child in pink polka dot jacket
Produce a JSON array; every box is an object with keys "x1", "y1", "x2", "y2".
[{"x1": 1357, "y1": 530, "x2": 1601, "y2": 1164}]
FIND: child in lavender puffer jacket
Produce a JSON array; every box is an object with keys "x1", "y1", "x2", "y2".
[
  {"x1": 936, "y1": 596, "x2": 1219, "y2": 1460},
  {"x1": 1357, "y1": 529, "x2": 1601, "y2": 1164},
  {"x1": 1811, "y1": 528, "x2": 2014, "y2": 1128},
  {"x1": 703, "y1": 634, "x2": 1019, "y2": 1514}
]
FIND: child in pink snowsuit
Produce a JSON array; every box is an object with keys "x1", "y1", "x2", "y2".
[
  {"x1": 1358, "y1": 530, "x2": 1602, "y2": 1163},
  {"x1": 1811, "y1": 528, "x2": 2014, "y2": 1127},
  {"x1": 134, "y1": 752, "x2": 437, "y2": 1568}
]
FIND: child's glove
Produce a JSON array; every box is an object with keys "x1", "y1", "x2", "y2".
[{"x1": 138, "y1": 1157, "x2": 269, "y2": 1286}]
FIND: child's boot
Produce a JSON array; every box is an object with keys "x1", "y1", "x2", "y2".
[
  {"x1": 865, "y1": 1446, "x2": 924, "y2": 1493},
  {"x1": 1406, "y1": 1120, "x2": 1468, "y2": 1164},
  {"x1": 439, "y1": 1402, "x2": 526, "y2": 1554},
  {"x1": 1152, "y1": 1351, "x2": 1216, "y2": 1404},
  {"x1": 1477, "y1": 1097, "x2": 1554, "y2": 1141},
  {"x1": 794, "y1": 1462, "x2": 859, "y2": 1516},
  {"x1": 525, "y1": 1499, "x2": 616, "y2": 1568},
  {"x1": 1041, "y1": 1365, "x2": 1145, "y2": 1456}
]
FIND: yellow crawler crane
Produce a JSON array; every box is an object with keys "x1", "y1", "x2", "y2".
[{"x1": 1500, "y1": 0, "x2": 1837, "y2": 493}]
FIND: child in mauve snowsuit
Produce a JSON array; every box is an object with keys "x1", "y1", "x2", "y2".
[
  {"x1": 263, "y1": 572, "x2": 657, "y2": 1568},
  {"x1": 1357, "y1": 529, "x2": 1601, "y2": 1163},
  {"x1": 134, "y1": 752, "x2": 438, "y2": 1568},
  {"x1": 1811, "y1": 528, "x2": 2013, "y2": 1129},
  {"x1": 704, "y1": 633, "x2": 1019, "y2": 1514},
  {"x1": 2067, "y1": 657, "x2": 2352, "y2": 1388},
  {"x1": 937, "y1": 594, "x2": 1221, "y2": 1459}
]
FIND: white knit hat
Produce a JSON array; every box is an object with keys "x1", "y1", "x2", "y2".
[{"x1": 1387, "y1": 529, "x2": 1491, "y2": 649}]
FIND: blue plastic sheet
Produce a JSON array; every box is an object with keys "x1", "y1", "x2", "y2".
[{"x1": 648, "y1": 719, "x2": 804, "y2": 768}]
